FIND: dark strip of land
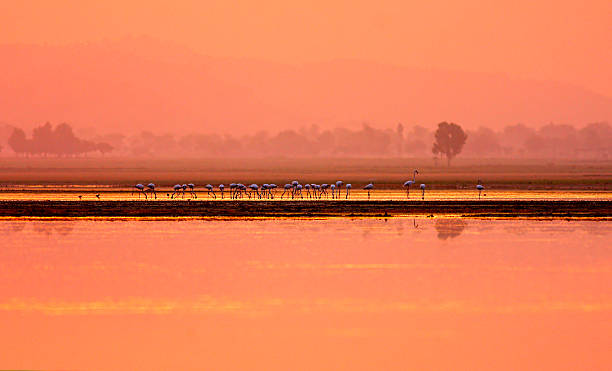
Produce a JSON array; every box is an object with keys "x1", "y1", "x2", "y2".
[{"x1": 0, "y1": 200, "x2": 610, "y2": 218}]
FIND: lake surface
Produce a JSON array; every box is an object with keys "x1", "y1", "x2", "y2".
[
  {"x1": 1, "y1": 217, "x2": 611, "y2": 370},
  {"x1": 1, "y1": 188, "x2": 611, "y2": 201}
]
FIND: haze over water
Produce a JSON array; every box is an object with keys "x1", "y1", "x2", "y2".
[{"x1": 1, "y1": 217, "x2": 610, "y2": 370}]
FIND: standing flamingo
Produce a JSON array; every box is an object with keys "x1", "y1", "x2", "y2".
[
  {"x1": 205, "y1": 184, "x2": 216, "y2": 199},
  {"x1": 146, "y1": 183, "x2": 157, "y2": 199},
  {"x1": 187, "y1": 183, "x2": 197, "y2": 198},
  {"x1": 219, "y1": 184, "x2": 225, "y2": 199},
  {"x1": 420, "y1": 183, "x2": 426, "y2": 200},
  {"x1": 268, "y1": 184, "x2": 277, "y2": 199},
  {"x1": 248, "y1": 184, "x2": 261, "y2": 199},
  {"x1": 476, "y1": 179, "x2": 484, "y2": 199},
  {"x1": 171, "y1": 184, "x2": 182, "y2": 199},
  {"x1": 403, "y1": 170, "x2": 419, "y2": 198},
  {"x1": 335, "y1": 181, "x2": 343, "y2": 198},
  {"x1": 133, "y1": 184, "x2": 147, "y2": 199},
  {"x1": 330, "y1": 184, "x2": 336, "y2": 199},
  {"x1": 345, "y1": 183, "x2": 352, "y2": 199},
  {"x1": 281, "y1": 184, "x2": 292, "y2": 199},
  {"x1": 364, "y1": 182, "x2": 374, "y2": 200}
]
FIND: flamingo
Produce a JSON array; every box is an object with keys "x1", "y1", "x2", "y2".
[
  {"x1": 146, "y1": 183, "x2": 157, "y2": 199},
  {"x1": 95, "y1": 193, "x2": 100, "y2": 200},
  {"x1": 335, "y1": 181, "x2": 343, "y2": 198},
  {"x1": 205, "y1": 184, "x2": 216, "y2": 199},
  {"x1": 281, "y1": 184, "x2": 292, "y2": 199},
  {"x1": 249, "y1": 184, "x2": 261, "y2": 199},
  {"x1": 330, "y1": 184, "x2": 336, "y2": 199},
  {"x1": 321, "y1": 184, "x2": 330, "y2": 199},
  {"x1": 229, "y1": 183, "x2": 237, "y2": 198},
  {"x1": 268, "y1": 184, "x2": 277, "y2": 199},
  {"x1": 477, "y1": 179, "x2": 484, "y2": 199},
  {"x1": 345, "y1": 184, "x2": 352, "y2": 199},
  {"x1": 132, "y1": 183, "x2": 147, "y2": 199},
  {"x1": 219, "y1": 184, "x2": 225, "y2": 199},
  {"x1": 304, "y1": 183, "x2": 311, "y2": 198},
  {"x1": 420, "y1": 183, "x2": 426, "y2": 200},
  {"x1": 295, "y1": 184, "x2": 303, "y2": 199},
  {"x1": 171, "y1": 184, "x2": 182, "y2": 199},
  {"x1": 187, "y1": 183, "x2": 197, "y2": 198},
  {"x1": 181, "y1": 184, "x2": 188, "y2": 198},
  {"x1": 363, "y1": 182, "x2": 374, "y2": 200},
  {"x1": 403, "y1": 170, "x2": 419, "y2": 198}
]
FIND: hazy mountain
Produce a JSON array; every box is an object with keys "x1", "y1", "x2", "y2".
[{"x1": 1, "y1": 38, "x2": 610, "y2": 134}]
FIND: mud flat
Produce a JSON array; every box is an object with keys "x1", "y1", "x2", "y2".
[{"x1": 0, "y1": 200, "x2": 610, "y2": 218}]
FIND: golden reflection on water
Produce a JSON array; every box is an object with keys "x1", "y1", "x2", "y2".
[
  {"x1": 0, "y1": 217, "x2": 611, "y2": 370},
  {"x1": 0, "y1": 187, "x2": 611, "y2": 201}
]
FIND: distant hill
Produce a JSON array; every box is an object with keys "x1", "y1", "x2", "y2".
[{"x1": 1, "y1": 38, "x2": 611, "y2": 134}]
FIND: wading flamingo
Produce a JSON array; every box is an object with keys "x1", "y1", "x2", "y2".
[
  {"x1": 171, "y1": 184, "x2": 182, "y2": 199},
  {"x1": 403, "y1": 170, "x2": 419, "y2": 198},
  {"x1": 146, "y1": 183, "x2": 157, "y2": 199},
  {"x1": 281, "y1": 184, "x2": 292, "y2": 199},
  {"x1": 345, "y1": 184, "x2": 352, "y2": 199},
  {"x1": 205, "y1": 184, "x2": 216, "y2": 199},
  {"x1": 477, "y1": 180, "x2": 484, "y2": 199},
  {"x1": 249, "y1": 184, "x2": 261, "y2": 199},
  {"x1": 420, "y1": 183, "x2": 426, "y2": 200},
  {"x1": 133, "y1": 184, "x2": 147, "y2": 199},
  {"x1": 219, "y1": 184, "x2": 225, "y2": 199},
  {"x1": 187, "y1": 183, "x2": 197, "y2": 198},
  {"x1": 364, "y1": 182, "x2": 374, "y2": 200},
  {"x1": 335, "y1": 181, "x2": 343, "y2": 198}
]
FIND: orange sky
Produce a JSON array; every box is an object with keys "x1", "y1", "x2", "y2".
[{"x1": 2, "y1": 0, "x2": 611, "y2": 98}]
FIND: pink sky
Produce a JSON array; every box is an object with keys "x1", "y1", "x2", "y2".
[{"x1": 1, "y1": 1, "x2": 611, "y2": 133}]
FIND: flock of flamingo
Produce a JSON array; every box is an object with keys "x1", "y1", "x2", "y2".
[{"x1": 130, "y1": 170, "x2": 486, "y2": 201}]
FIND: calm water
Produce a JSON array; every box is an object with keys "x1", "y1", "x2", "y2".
[
  {"x1": 1, "y1": 188, "x2": 611, "y2": 201},
  {"x1": 0, "y1": 217, "x2": 611, "y2": 370}
]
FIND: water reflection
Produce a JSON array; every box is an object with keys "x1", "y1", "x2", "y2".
[
  {"x1": 0, "y1": 217, "x2": 610, "y2": 370},
  {"x1": 434, "y1": 218, "x2": 468, "y2": 239}
]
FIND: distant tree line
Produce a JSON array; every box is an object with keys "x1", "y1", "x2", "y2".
[
  {"x1": 7, "y1": 122, "x2": 113, "y2": 157},
  {"x1": 1, "y1": 121, "x2": 610, "y2": 160}
]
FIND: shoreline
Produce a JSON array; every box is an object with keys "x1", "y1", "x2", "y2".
[{"x1": 0, "y1": 200, "x2": 610, "y2": 218}]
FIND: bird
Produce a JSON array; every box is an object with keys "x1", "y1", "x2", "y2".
[
  {"x1": 187, "y1": 183, "x2": 197, "y2": 198},
  {"x1": 219, "y1": 184, "x2": 225, "y2": 199},
  {"x1": 295, "y1": 184, "x2": 303, "y2": 198},
  {"x1": 363, "y1": 182, "x2": 374, "y2": 200},
  {"x1": 146, "y1": 183, "x2": 157, "y2": 199},
  {"x1": 133, "y1": 183, "x2": 147, "y2": 199},
  {"x1": 345, "y1": 184, "x2": 352, "y2": 199},
  {"x1": 95, "y1": 193, "x2": 100, "y2": 200},
  {"x1": 321, "y1": 184, "x2": 330, "y2": 199},
  {"x1": 403, "y1": 170, "x2": 419, "y2": 198},
  {"x1": 476, "y1": 179, "x2": 484, "y2": 199},
  {"x1": 268, "y1": 184, "x2": 277, "y2": 199},
  {"x1": 229, "y1": 183, "x2": 237, "y2": 199},
  {"x1": 281, "y1": 184, "x2": 292, "y2": 199},
  {"x1": 171, "y1": 184, "x2": 182, "y2": 199},
  {"x1": 78, "y1": 195, "x2": 82, "y2": 200},
  {"x1": 205, "y1": 184, "x2": 216, "y2": 199},
  {"x1": 335, "y1": 181, "x2": 343, "y2": 198},
  {"x1": 330, "y1": 184, "x2": 336, "y2": 199},
  {"x1": 420, "y1": 183, "x2": 426, "y2": 200},
  {"x1": 304, "y1": 183, "x2": 311, "y2": 198},
  {"x1": 248, "y1": 184, "x2": 261, "y2": 199},
  {"x1": 181, "y1": 184, "x2": 188, "y2": 199}
]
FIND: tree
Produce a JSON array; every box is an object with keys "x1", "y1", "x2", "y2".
[
  {"x1": 8, "y1": 128, "x2": 31, "y2": 156},
  {"x1": 432, "y1": 121, "x2": 467, "y2": 166}
]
